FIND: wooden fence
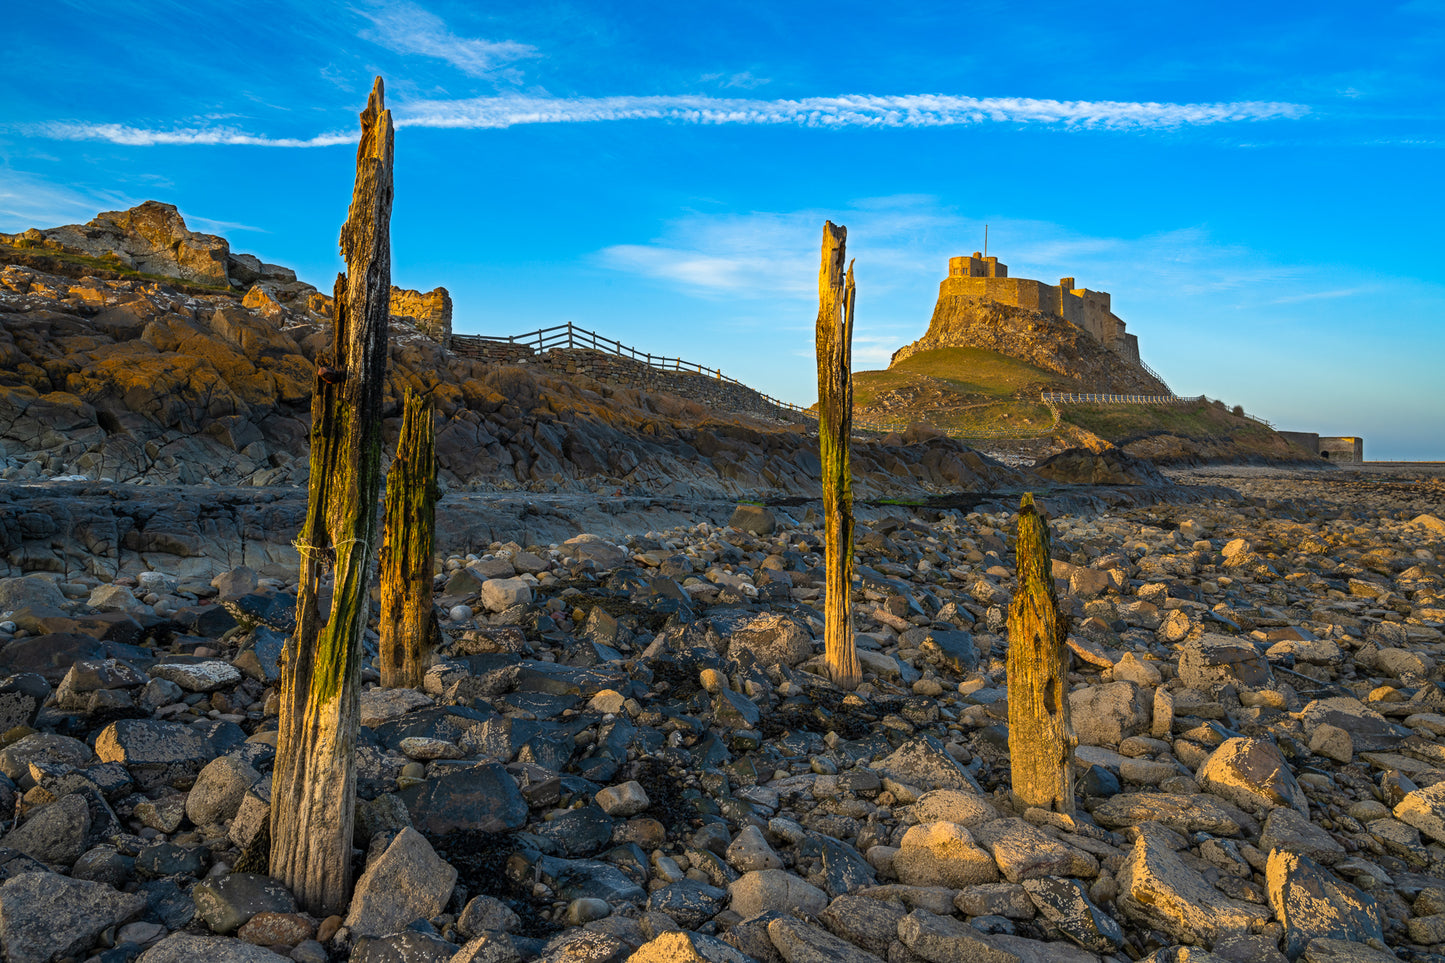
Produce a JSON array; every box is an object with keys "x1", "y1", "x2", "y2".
[
  {"x1": 452, "y1": 323, "x2": 811, "y2": 416},
  {"x1": 451, "y1": 329, "x2": 1274, "y2": 435}
]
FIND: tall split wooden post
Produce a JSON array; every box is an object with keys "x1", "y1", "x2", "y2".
[
  {"x1": 379, "y1": 388, "x2": 438, "y2": 689},
  {"x1": 816, "y1": 221, "x2": 861, "y2": 690},
  {"x1": 1006, "y1": 492, "x2": 1076, "y2": 814},
  {"x1": 270, "y1": 76, "x2": 394, "y2": 916}
]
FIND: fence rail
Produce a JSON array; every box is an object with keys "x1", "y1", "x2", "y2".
[
  {"x1": 454, "y1": 323, "x2": 812, "y2": 417},
  {"x1": 1043, "y1": 390, "x2": 1274, "y2": 428},
  {"x1": 1042, "y1": 391, "x2": 1183, "y2": 405},
  {"x1": 454, "y1": 329, "x2": 1274, "y2": 434},
  {"x1": 1194, "y1": 395, "x2": 1274, "y2": 428},
  {"x1": 1137, "y1": 357, "x2": 1173, "y2": 394}
]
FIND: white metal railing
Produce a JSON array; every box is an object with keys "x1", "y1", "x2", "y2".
[
  {"x1": 1042, "y1": 391, "x2": 1183, "y2": 405},
  {"x1": 1042, "y1": 390, "x2": 1274, "y2": 428}
]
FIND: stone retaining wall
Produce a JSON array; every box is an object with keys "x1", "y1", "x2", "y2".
[{"x1": 453, "y1": 337, "x2": 533, "y2": 365}]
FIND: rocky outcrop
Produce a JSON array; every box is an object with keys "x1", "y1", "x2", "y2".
[
  {"x1": 0, "y1": 202, "x2": 316, "y2": 303},
  {"x1": 0, "y1": 467, "x2": 1439, "y2": 963},
  {"x1": 1033, "y1": 448, "x2": 1168, "y2": 486},
  {"x1": 28, "y1": 201, "x2": 232, "y2": 287},
  {"x1": 0, "y1": 261, "x2": 1032, "y2": 500},
  {"x1": 891, "y1": 295, "x2": 1169, "y2": 395},
  {"x1": 389, "y1": 286, "x2": 451, "y2": 347}
]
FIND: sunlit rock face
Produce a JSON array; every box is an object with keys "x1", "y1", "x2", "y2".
[
  {"x1": 1, "y1": 201, "x2": 320, "y2": 299},
  {"x1": 0, "y1": 258, "x2": 1032, "y2": 499},
  {"x1": 390, "y1": 285, "x2": 452, "y2": 348},
  {"x1": 42, "y1": 201, "x2": 234, "y2": 287}
]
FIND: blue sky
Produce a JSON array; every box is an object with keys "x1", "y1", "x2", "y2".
[{"x1": 3, "y1": 1, "x2": 1442, "y2": 460}]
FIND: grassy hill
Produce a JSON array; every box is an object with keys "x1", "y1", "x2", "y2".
[
  {"x1": 849, "y1": 345, "x2": 1315, "y2": 463},
  {"x1": 851, "y1": 346, "x2": 1072, "y2": 435},
  {"x1": 1059, "y1": 398, "x2": 1312, "y2": 462}
]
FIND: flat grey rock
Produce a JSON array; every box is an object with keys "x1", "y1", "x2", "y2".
[
  {"x1": 138, "y1": 933, "x2": 291, "y2": 963},
  {"x1": 192, "y1": 872, "x2": 297, "y2": 935},
  {"x1": 1, "y1": 793, "x2": 91, "y2": 866},
  {"x1": 896, "y1": 908, "x2": 1020, "y2": 963},
  {"x1": 0, "y1": 871, "x2": 146, "y2": 963},
  {"x1": 344, "y1": 827, "x2": 458, "y2": 940},
  {"x1": 766, "y1": 916, "x2": 886, "y2": 963},
  {"x1": 1266, "y1": 850, "x2": 1385, "y2": 960}
]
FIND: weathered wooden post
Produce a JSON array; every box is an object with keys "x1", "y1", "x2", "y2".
[
  {"x1": 816, "y1": 221, "x2": 861, "y2": 690},
  {"x1": 379, "y1": 387, "x2": 438, "y2": 689},
  {"x1": 270, "y1": 76, "x2": 393, "y2": 915},
  {"x1": 1006, "y1": 492, "x2": 1076, "y2": 814}
]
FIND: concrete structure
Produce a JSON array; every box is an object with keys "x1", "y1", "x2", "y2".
[
  {"x1": 1319, "y1": 436, "x2": 1364, "y2": 462},
  {"x1": 1278, "y1": 431, "x2": 1365, "y2": 462},
  {"x1": 1279, "y1": 431, "x2": 1321, "y2": 456},
  {"x1": 941, "y1": 253, "x2": 1140, "y2": 364}
]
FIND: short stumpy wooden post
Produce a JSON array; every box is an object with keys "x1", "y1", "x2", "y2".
[
  {"x1": 379, "y1": 387, "x2": 438, "y2": 689},
  {"x1": 1006, "y1": 492, "x2": 1076, "y2": 814},
  {"x1": 816, "y1": 220, "x2": 861, "y2": 690},
  {"x1": 270, "y1": 76, "x2": 393, "y2": 916}
]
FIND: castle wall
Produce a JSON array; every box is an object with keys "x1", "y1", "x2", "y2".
[
  {"x1": 938, "y1": 255, "x2": 1145, "y2": 367},
  {"x1": 940, "y1": 277, "x2": 1033, "y2": 312},
  {"x1": 1118, "y1": 332, "x2": 1140, "y2": 365},
  {"x1": 940, "y1": 276, "x2": 1088, "y2": 329},
  {"x1": 1057, "y1": 288, "x2": 1084, "y2": 328},
  {"x1": 1074, "y1": 289, "x2": 1113, "y2": 344},
  {"x1": 949, "y1": 253, "x2": 1007, "y2": 278}
]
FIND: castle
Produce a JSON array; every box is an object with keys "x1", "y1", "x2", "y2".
[{"x1": 941, "y1": 252, "x2": 1140, "y2": 364}]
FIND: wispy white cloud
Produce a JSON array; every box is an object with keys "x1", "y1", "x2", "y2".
[
  {"x1": 601, "y1": 243, "x2": 802, "y2": 299},
  {"x1": 851, "y1": 334, "x2": 909, "y2": 366},
  {"x1": 0, "y1": 170, "x2": 133, "y2": 231},
  {"x1": 397, "y1": 92, "x2": 1308, "y2": 132},
  {"x1": 701, "y1": 71, "x2": 770, "y2": 90},
  {"x1": 356, "y1": 1, "x2": 538, "y2": 80},
  {"x1": 20, "y1": 91, "x2": 1310, "y2": 150},
  {"x1": 183, "y1": 213, "x2": 269, "y2": 235},
  {"x1": 32, "y1": 122, "x2": 358, "y2": 148},
  {"x1": 590, "y1": 197, "x2": 1413, "y2": 348},
  {"x1": 1267, "y1": 286, "x2": 1370, "y2": 304}
]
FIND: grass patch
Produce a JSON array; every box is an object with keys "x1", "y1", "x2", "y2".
[
  {"x1": 931, "y1": 400, "x2": 1056, "y2": 433},
  {"x1": 853, "y1": 346, "x2": 1072, "y2": 409},
  {"x1": 850, "y1": 347, "x2": 1069, "y2": 438},
  {"x1": 857, "y1": 399, "x2": 1057, "y2": 438},
  {"x1": 1059, "y1": 399, "x2": 1276, "y2": 441}
]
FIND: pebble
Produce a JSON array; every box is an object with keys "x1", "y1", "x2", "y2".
[{"x1": 0, "y1": 460, "x2": 1441, "y2": 963}]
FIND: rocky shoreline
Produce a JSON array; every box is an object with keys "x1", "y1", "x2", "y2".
[
  {"x1": 0, "y1": 474, "x2": 1244, "y2": 584},
  {"x1": 0, "y1": 465, "x2": 1439, "y2": 963}
]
